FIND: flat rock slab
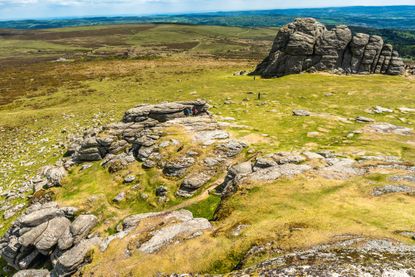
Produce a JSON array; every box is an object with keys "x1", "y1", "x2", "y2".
[
  {"x1": 13, "y1": 269, "x2": 50, "y2": 277},
  {"x1": 138, "y1": 218, "x2": 212, "y2": 254},
  {"x1": 372, "y1": 185, "x2": 415, "y2": 196},
  {"x1": 365, "y1": 123, "x2": 413, "y2": 135}
]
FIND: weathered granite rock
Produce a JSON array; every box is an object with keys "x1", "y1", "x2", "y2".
[
  {"x1": 230, "y1": 237, "x2": 415, "y2": 276},
  {"x1": 163, "y1": 157, "x2": 195, "y2": 177},
  {"x1": 123, "y1": 100, "x2": 208, "y2": 123},
  {"x1": 138, "y1": 218, "x2": 211, "y2": 254},
  {"x1": 292, "y1": 109, "x2": 311, "y2": 116},
  {"x1": 372, "y1": 185, "x2": 415, "y2": 196},
  {"x1": 252, "y1": 18, "x2": 405, "y2": 77},
  {"x1": 177, "y1": 172, "x2": 213, "y2": 197},
  {"x1": 1, "y1": 203, "x2": 98, "y2": 276},
  {"x1": 365, "y1": 123, "x2": 413, "y2": 135},
  {"x1": 104, "y1": 210, "x2": 211, "y2": 254},
  {"x1": 34, "y1": 217, "x2": 71, "y2": 254},
  {"x1": 73, "y1": 100, "x2": 209, "y2": 163},
  {"x1": 52, "y1": 237, "x2": 101, "y2": 277},
  {"x1": 40, "y1": 166, "x2": 67, "y2": 187},
  {"x1": 70, "y1": 215, "x2": 98, "y2": 244}
]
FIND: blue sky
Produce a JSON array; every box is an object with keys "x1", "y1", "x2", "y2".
[{"x1": 0, "y1": 0, "x2": 414, "y2": 20}]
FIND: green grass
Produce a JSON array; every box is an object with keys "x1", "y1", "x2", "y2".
[
  {"x1": 0, "y1": 39, "x2": 84, "y2": 57},
  {"x1": 0, "y1": 24, "x2": 415, "y2": 276},
  {"x1": 186, "y1": 194, "x2": 221, "y2": 220}
]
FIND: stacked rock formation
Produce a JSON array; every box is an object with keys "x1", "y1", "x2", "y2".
[
  {"x1": 0, "y1": 202, "x2": 99, "y2": 276},
  {"x1": 71, "y1": 100, "x2": 209, "y2": 162},
  {"x1": 69, "y1": 100, "x2": 246, "y2": 197},
  {"x1": 252, "y1": 18, "x2": 405, "y2": 77}
]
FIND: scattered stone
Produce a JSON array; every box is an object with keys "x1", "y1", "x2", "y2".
[
  {"x1": 396, "y1": 231, "x2": 415, "y2": 240},
  {"x1": 40, "y1": 166, "x2": 67, "y2": 187},
  {"x1": 293, "y1": 110, "x2": 311, "y2": 117},
  {"x1": 80, "y1": 164, "x2": 92, "y2": 171},
  {"x1": 390, "y1": 175, "x2": 415, "y2": 183},
  {"x1": 123, "y1": 175, "x2": 136, "y2": 184},
  {"x1": 177, "y1": 173, "x2": 212, "y2": 197},
  {"x1": 231, "y1": 224, "x2": 250, "y2": 237},
  {"x1": 3, "y1": 204, "x2": 25, "y2": 220},
  {"x1": 366, "y1": 123, "x2": 413, "y2": 135},
  {"x1": 320, "y1": 158, "x2": 364, "y2": 179},
  {"x1": 112, "y1": 192, "x2": 126, "y2": 203},
  {"x1": 399, "y1": 107, "x2": 415, "y2": 113},
  {"x1": 156, "y1": 186, "x2": 168, "y2": 197},
  {"x1": 163, "y1": 157, "x2": 195, "y2": 177},
  {"x1": 302, "y1": 151, "x2": 324, "y2": 160},
  {"x1": 356, "y1": 116, "x2": 375, "y2": 123},
  {"x1": 216, "y1": 140, "x2": 247, "y2": 157},
  {"x1": 271, "y1": 152, "x2": 306, "y2": 165},
  {"x1": 307, "y1": 131, "x2": 321, "y2": 138},
  {"x1": 373, "y1": 106, "x2": 393, "y2": 114},
  {"x1": 359, "y1": 155, "x2": 401, "y2": 163},
  {"x1": 372, "y1": 185, "x2": 415, "y2": 196}
]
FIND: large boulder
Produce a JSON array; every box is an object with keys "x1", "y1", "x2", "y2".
[
  {"x1": 252, "y1": 18, "x2": 405, "y2": 77},
  {"x1": 1, "y1": 202, "x2": 98, "y2": 275},
  {"x1": 51, "y1": 237, "x2": 101, "y2": 277}
]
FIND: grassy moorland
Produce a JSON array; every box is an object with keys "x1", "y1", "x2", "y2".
[{"x1": 0, "y1": 24, "x2": 415, "y2": 276}]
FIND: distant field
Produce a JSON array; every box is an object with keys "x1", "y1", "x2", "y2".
[
  {"x1": 0, "y1": 24, "x2": 276, "y2": 69},
  {"x1": 1, "y1": 6, "x2": 415, "y2": 30}
]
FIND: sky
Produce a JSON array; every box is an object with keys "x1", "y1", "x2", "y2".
[{"x1": 0, "y1": 0, "x2": 414, "y2": 20}]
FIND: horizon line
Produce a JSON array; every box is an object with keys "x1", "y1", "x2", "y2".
[{"x1": 0, "y1": 4, "x2": 414, "y2": 22}]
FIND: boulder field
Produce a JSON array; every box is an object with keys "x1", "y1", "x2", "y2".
[{"x1": 252, "y1": 18, "x2": 406, "y2": 77}]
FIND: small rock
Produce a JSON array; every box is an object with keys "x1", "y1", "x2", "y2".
[
  {"x1": 373, "y1": 106, "x2": 393, "y2": 114},
  {"x1": 113, "y1": 192, "x2": 126, "y2": 203},
  {"x1": 398, "y1": 107, "x2": 415, "y2": 113},
  {"x1": 156, "y1": 186, "x2": 168, "y2": 197},
  {"x1": 123, "y1": 175, "x2": 136, "y2": 184},
  {"x1": 293, "y1": 110, "x2": 311, "y2": 116},
  {"x1": 356, "y1": 116, "x2": 375, "y2": 123},
  {"x1": 80, "y1": 164, "x2": 92, "y2": 171},
  {"x1": 307, "y1": 131, "x2": 321, "y2": 138}
]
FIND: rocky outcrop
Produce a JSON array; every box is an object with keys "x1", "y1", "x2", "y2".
[
  {"x1": 252, "y1": 18, "x2": 405, "y2": 77},
  {"x1": 216, "y1": 152, "x2": 315, "y2": 197},
  {"x1": 230, "y1": 237, "x2": 415, "y2": 276},
  {"x1": 67, "y1": 101, "x2": 247, "y2": 199},
  {"x1": 0, "y1": 202, "x2": 99, "y2": 276},
  {"x1": 73, "y1": 100, "x2": 209, "y2": 163}
]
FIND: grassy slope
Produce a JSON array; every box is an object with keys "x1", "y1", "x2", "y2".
[{"x1": 0, "y1": 24, "x2": 415, "y2": 276}]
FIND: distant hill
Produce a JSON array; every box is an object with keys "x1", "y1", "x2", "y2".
[
  {"x1": 0, "y1": 6, "x2": 414, "y2": 59},
  {"x1": 0, "y1": 6, "x2": 415, "y2": 30}
]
